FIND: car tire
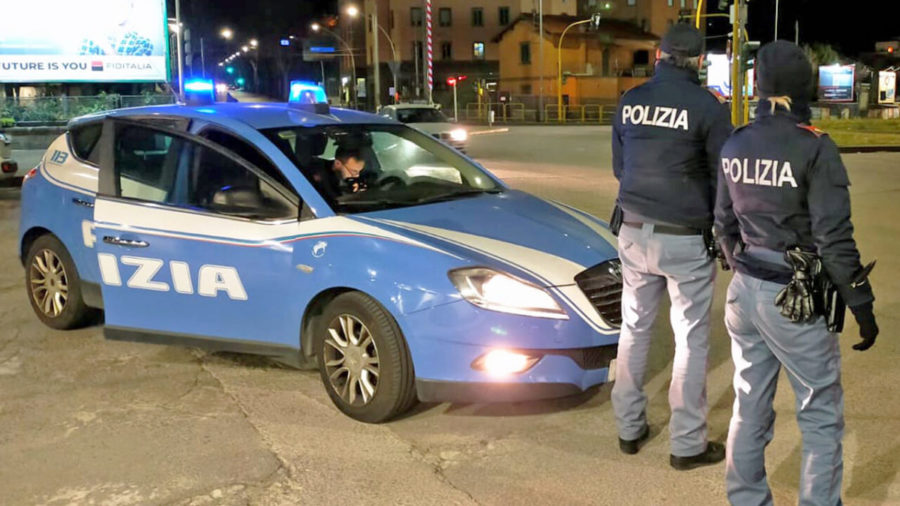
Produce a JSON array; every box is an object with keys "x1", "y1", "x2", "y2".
[
  {"x1": 24, "y1": 234, "x2": 96, "y2": 330},
  {"x1": 316, "y1": 291, "x2": 416, "y2": 423}
]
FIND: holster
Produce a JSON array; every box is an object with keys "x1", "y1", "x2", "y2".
[
  {"x1": 609, "y1": 205, "x2": 624, "y2": 236},
  {"x1": 702, "y1": 229, "x2": 717, "y2": 262}
]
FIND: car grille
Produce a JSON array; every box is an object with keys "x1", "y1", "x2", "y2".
[
  {"x1": 546, "y1": 344, "x2": 617, "y2": 370},
  {"x1": 433, "y1": 132, "x2": 451, "y2": 140},
  {"x1": 574, "y1": 259, "x2": 623, "y2": 328}
]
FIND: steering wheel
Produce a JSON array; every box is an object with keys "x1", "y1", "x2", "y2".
[{"x1": 377, "y1": 175, "x2": 407, "y2": 190}]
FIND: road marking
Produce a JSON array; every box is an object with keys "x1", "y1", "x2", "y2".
[{"x1": 470, "y1": 128, "x2": 509, "y2": 136}]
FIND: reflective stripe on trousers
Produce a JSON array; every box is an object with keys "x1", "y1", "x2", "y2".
[
  {"x1": 725, "y1": 272, "x2": 844, "y2": 506},
  {"x1": 611, "y1": 223, "x2": 715, "y2": 457}
]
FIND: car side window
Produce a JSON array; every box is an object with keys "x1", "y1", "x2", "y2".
[
  {"x1": 114, "y1": 125, "x2": 182, "y2": 203},
  {"x1": 179, "y1": 140, "x2": 297, "y2": 221},
  {"x1": 199, "y1": 128, "x2": 296, "y2": 196},
  {"x1": 70, "y1": 123, "x2": 103, "y2": 165}
]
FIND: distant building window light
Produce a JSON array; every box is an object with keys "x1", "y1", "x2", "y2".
[
  {"x1": 627, "y1": 0, "x2": 636, "y2": 5},
  {"x1": 473, "y1": 41, "x2": 485, "y2": 60}
]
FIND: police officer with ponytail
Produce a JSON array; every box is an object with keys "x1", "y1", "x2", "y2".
[{"x1": 715, "y1": 41, "x2": 879, "y2": 505}]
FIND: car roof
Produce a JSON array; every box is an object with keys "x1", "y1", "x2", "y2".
[{"x1": 68, "y1": 102, "x2": 399, "y2": 131}]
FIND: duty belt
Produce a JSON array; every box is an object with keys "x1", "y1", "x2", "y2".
[{"x1": 622, "y1": 221, "x2": 703, "y2": 236}]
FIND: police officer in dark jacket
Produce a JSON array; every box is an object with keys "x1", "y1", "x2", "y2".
[
  {"x1": 715, "y1": 40, "x2": 878, "y2": 505},
  {"x1": 611, "y1": 23, "x2": 732, "y2": 469}
]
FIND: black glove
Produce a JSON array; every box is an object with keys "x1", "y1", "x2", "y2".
[
  {"x1": 775, "y1": 249, "x2": 819, "y2": 323},
  {"x1": 850, "y1": 302, "x2": 879, "y2": 351}
]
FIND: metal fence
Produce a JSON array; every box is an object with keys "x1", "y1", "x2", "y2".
[
  {"x1": 0, "y1": 94, "x2": 176, "y2": 123},
  {"x1": 464, "y1": 100, "x2": 616, "y2": 124}
]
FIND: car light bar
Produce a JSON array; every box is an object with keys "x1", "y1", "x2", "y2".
[
  {"x1": 183, "y1": 79, "x2": 216, "y2": 105},
  {"x1": 288, "y1": 81, "x2": 329, "y2": 114}
]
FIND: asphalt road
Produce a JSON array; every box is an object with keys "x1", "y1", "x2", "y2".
[{"x1": 1, "y1": 126, "x2": 898, "y2": 505}]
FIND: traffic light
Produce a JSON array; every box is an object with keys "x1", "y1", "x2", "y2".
[
  {"x1": 236, "y1": 77, "x2": 246, "y2": 86},
  {"x1": 741, "y1": 41, "x2": 760, "y2": 73},
  {"x1": 225, "y1": 66, "x2": 235, "y2": 74},
  {"x1": 447, "y1": 77, "x2": 457, "y2": 86}
]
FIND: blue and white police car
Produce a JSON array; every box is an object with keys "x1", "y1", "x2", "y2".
[{"x1": 18, "y1": 81, "x2": 623, "y2": 422}]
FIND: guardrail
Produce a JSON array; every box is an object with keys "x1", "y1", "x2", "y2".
[{"x1": 1, "y1": 94, "x2": 176, "y2": 123}]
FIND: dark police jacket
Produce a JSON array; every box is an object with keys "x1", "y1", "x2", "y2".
[
  {"x1": 715, "y1": 103, "x2": 874, "y2": 308},
  {"x1": 612, "y1": 61, "x2": 733, "y2": 229}
]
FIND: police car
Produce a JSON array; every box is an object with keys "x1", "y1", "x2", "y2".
[
  {"x1": 380, "y1": 103, "x2": 468, "y2": 152},
  {"x1": 18, "y1": 81, "x2": 622, "y2": 423}
]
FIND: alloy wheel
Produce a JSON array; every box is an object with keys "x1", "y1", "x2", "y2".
[
  {"x1": 322, "y1": 314, "x2": 380, "y2": 406},
  {"x1": 29, "y1": 249, "x2": 68, "y2": 318}
]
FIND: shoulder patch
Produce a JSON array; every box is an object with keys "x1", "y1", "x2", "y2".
[
  {"x1": 796, "y1": 124, "x2": 827, "y2": 137},
  {"x1": 705, "y1": 87, "x2": 727, "y2": 104}
]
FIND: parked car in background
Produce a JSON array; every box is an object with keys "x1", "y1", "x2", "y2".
[
  {"x1": 380, "y1": 103, "x2": 468, "y2": 152},
  {"x1": 0, "y1": 131, "x2": 20, "y2": 185}
]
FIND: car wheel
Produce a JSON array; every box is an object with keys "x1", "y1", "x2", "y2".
[
  {"x1": 25, "y1": 234, "x2": 95, "y2": 330},
  {"x1": 316, "y1": 292, "x2": 416, "y2": 423}
]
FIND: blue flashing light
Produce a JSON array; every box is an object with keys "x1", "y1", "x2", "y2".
[
  {"x1": 184, "y1": 79, "x2": 215, "y2": 105},
  {"x1": 309, "y1": 46, "x2": 336, "y2": 53},
  {"x1": 184, "y1": 80, "x2": 214, "y2": 92},
  {"x1": 289, "y1": 81, "x2": 327, "y2": 104},
  {"x1": 280, "y1": 39, "x2": 291, "y2": 46}
]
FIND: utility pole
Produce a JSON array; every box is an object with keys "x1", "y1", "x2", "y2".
[
  {"x1": 730, "y1": 0, "x2": 745, "y2": 125},
  {"x1": 175, "y1": 0, "x2": 184, "y2": 98},
  {"x1": 774, "y1": 0, "x2": 779, "y2": 40},
  {"x1": 371, "y1": 0, "x2": 381, "y2": 110},
  {"x1": 538, "y1": 0, "x2": 544, "y2": 122}
]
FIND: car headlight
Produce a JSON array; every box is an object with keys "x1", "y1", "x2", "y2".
[
  {"x1": 449, "y1": 128, "x2": 467, "y2": 142},
  {"x1": 448, "y1": 267, "x2": 568, "y2": 319},
  {"x1": 472, "y1": 349, "x2": 540, "y2": 375}
]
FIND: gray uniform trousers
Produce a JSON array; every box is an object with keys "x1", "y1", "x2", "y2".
[
  {"x1": 611, "y1": 223, "x2": 715, "y2": 457},
  {"x1": 724, "y1": 272, "x2": 844, "y2": 506}
]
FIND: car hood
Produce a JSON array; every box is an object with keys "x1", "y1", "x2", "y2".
[
  {"x1": 409, "y1": 122, "x2": 457, "y2": 135},
  {"x1": 356, "y1": 190, "x2": 618, "y2": 287}
]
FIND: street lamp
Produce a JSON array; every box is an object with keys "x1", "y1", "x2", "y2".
[
  {"x1": 250, "y1": 39, "x2": 258, "y2": 47},
  {"x1": 312, "y1": 22, "x2": 357, "y2": 108},
  {"x1": 221, "y1": 28, "x2": 233, "y2": 40},
  {"x1": 346, "y1": 5, "x2": 359, "y2": 17},
  {"x1": 242, "y1": 45, "x2": 249, "y2": 52},
  {"x1": 557, "y1": 15, "x2": 601, "y2": 123}
]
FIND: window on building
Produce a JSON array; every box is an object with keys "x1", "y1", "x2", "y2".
[
  {"x1": 667, "y1": 0, "x2": 673, "y2": 5},
  {"x1": 411, "y1": 7, "x2": 423, "y2": 26},
  {"x1": 627, "y1": 0, "x2": 636, "y2": 5},
  {"x1": 473, "y1": 41, "x2": 485, "y2": 60},
  {"x1": 439, "y1": 8, "x2": 452, "y2": 27},
  {"x1": 441, "y1": 41, "x2": 452, "y2": 60},
  {"x1": 499, "y1": 6, "x2": 510, "y2": 25},
  {"x1": 633, "y1": 50, "x2": 650, "y2": 65},
  {"x1": 413, "y1": 41, "x2": 424, "y2": 62},
  {"x1": 680, "y1": 0, "x2": 685, "y2": 7},
  {"x1": 472, "y1": 8, "x2": 484, "y2": 27},
  {"x1": 520, "y1": 42, "x2": 531, "y2": 64},
  {"x1": 521, "y1": 84, "x2": 532, "y2": 94}
]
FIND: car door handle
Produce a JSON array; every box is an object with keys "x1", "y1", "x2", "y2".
[
  {"x1": 72, "y1": 198, "x2": 94, "y2": 208},
  {"x1": 103, "y1": 236, "x2": 149, "y2": 248}
]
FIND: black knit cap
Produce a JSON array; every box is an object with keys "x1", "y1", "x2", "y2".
[
  {"x1": 756, "y1": 40, "x2": 813, "y2": 100},
  {"x1": 660, "y1": 23, "x2": 703, "y2": 57}
]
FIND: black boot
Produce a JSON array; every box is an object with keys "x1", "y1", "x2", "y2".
[
  {"x1": 618, "y1": 424, "x2": 650, "y2": 455},
  {"x1": 669, "y1": 442, "x2": 726, "y2": 470}
]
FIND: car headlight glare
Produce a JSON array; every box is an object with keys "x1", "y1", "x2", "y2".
[
  {"x1": 472, "y1": 349, "x2": 540, "y2": 375},
  {"x1": 449, "y1": 128, "x2": 468, "y2": 142},
  {"x1": 449, "y1": 268, "x2": 568, "y2": 319}
]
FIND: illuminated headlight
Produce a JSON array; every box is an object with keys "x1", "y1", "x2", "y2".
[
  {"x1": 449, "y1": 267, "x2": 568, "y2": 319},
  {"x1": 449, "y1": 128, "x2": 468, "y2": 142},
  {"x1": 472, "y1": 349, "x2": 540, "y2": 375}
]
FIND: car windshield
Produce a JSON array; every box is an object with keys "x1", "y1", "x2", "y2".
[
  {"x1": 394, "y1": 108, "x2": 448, "y2": 123},
  {"x1": 261, "y1": 124, "x2": 502, "y2": 214}
]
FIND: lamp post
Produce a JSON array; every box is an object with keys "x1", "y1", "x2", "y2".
[
  {"x1": 174, "y1": 0, "x2": 184, "y2": 98},
  {"x1": 377, "y1": 23, "x2": 400, "y2": 103},
  {"x1": 312, "y1": 23, "x2": 357, "y2": 108},
  {"x1": 557, "y1": 18, "x2": 594, "y2": 123}
]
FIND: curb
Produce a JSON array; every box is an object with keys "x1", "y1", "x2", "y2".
[{"x1": 838, "y1": 145, "x2": 900, "y2": 153}]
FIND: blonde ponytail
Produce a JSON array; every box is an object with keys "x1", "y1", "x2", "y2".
[{"x1": 767, "y1": 96, "x2": 792, "y2": 113}]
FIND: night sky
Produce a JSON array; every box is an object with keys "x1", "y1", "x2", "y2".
[{"x1": 172, "y1": 0, "x2": 898, "y2": 59}]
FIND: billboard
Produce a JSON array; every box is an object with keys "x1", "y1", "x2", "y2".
[
  {"x1": 879, "y1": 71, "x2": 896, "y2": 104},
  {"x1": 706, "y1": 53, "x2": 755, "y2": 98},
  {"x1": 0, "y1": 0, "x2": 168, "y2": 83},
  {"x1": 818, "y1": 65, "x2": 855, "y2": 102}
]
